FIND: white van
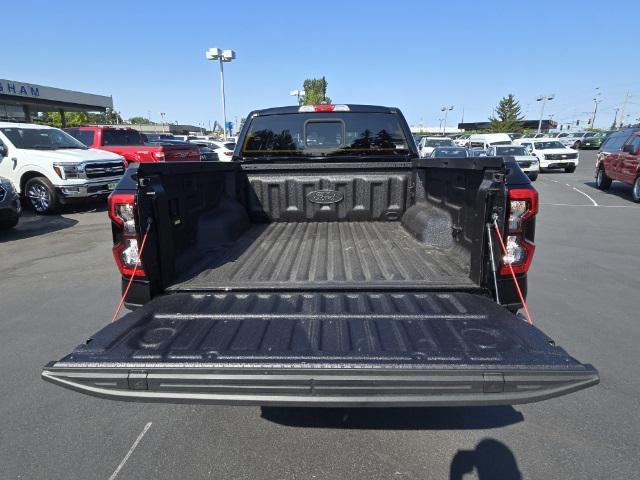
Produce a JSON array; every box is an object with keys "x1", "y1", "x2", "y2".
[
  {"x1": 0, "y1": 123, "x2": 126, "y2": 214},
  {"x1": 466, "y1": 133, "x2": 513, "y2": 150}
]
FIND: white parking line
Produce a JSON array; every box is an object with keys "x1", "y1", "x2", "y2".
[
  {"x1": 108, "y1": 422, "x2": 153, "y2": 480},
  {"x1": 541, "y1": 203, "x2": 640, "y2": 208},
  {"x1": 571, "y1": 187, "x2": 598, "y2": 206}
]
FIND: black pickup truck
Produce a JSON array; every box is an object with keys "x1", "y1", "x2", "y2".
[{"x1": 43, "y1": 105, "x2": 598, "y2": 406}]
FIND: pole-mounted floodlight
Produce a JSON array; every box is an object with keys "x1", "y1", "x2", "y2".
[
  {"x1": 206, "y1": 48, "x2": 236, "y2": 140},
  {"x1": 440, "y1": 106, "x2": 454, "y2": 135},
  {"x1": 536, "y1": 94, "x2": 555, "y2": 134}
]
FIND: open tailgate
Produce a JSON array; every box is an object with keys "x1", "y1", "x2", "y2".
[{"x1": 42, "y1": 292, "x2": 598, "y2": 407}]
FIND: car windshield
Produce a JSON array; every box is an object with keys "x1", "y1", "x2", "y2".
[
  {"x1": 534, "y1": 141, "x2": 565, "y2": 149},
  {"x1": 495, "y1": 146, "x2": 527, "y2": 155},
  {"x1": 0, "y1": 127, "x2": 88, "y2": 150},
  {"x1": 223, "y1": 142, "x2": 236, "y2": 150},
  {"x1": 242, "y1": 112, "x2": 410, "y2": 158},
  {"x1": 426, "y1": 139, "x2": 453, "y2": 147},
  {"x1": 432, "y1": 148, "x2": 468, "y2": 157}
]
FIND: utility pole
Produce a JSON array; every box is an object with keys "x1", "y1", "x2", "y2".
[
  {"x1": 619, "y1": 90, "x2": 631, "y2": 128},
  {"x1": 612, "y1": 108, "x2": 620, "y2": 130},
  {"x1": 590, "y1": 87, "x2": 602, "y2": 129}
]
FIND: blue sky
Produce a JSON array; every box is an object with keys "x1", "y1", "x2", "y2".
[{"x1": 5, "y1": 0, "x2": 640, "y2": 129}]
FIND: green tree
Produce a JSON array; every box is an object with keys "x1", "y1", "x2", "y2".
[
  {"x1": 88, "y1": 108, "x2": 123, "y2": 125},
  {"x1": 489, "y1": 94, "x2": 525, "y2": 132},
  {"x1": 36, "y1": 111, "x2": 89, "y2": 127},
  {"x1": 301, "y1": 77, "x2": 331, "y2": 105},
  {"x1": 128, "y1": 116, "x2": 151, "y2": 125}
]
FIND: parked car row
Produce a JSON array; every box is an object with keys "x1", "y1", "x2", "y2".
[
  {"x1": 417, "y1": 132, "x2": 579, "y2": 181},
  {"x1": 0, "y1": 123, "x2": 126, "y2": 217}
]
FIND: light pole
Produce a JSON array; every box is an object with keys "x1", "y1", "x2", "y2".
[
  {"x1": 590, "y1": 87, "x2": 602, "y2": 128},
  {"x1": 206, "y1": 47, "x2": 236, "y2": 140},
  {"x1": 289, "y1": 89, "x2": 305, "y2": 105},
  {"x1": 440, "y1": 106, "x2": 453, "y2": 135},
  {"x1": 536, "y1": 94, "x2": 555, "y2": 134},
  {"x1": 159, "y1": 112, "x2": 166, "y2": 133}
]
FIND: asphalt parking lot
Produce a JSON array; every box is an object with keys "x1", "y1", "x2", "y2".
[{"x1": 1, "y1": 150, "x2": 638, "y2": 480}]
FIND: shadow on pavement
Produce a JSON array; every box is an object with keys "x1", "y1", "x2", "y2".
[
  {"x1": 0, "y1": 202, "x2": 105, "y2": 242},
  {"x1": 261, "y1": 406, "x2": 523, "y2": 430},
  {"x1": 583, "y1": 181, "x2": 636, "y2": 203},
  {"x1": 450, "y1": 438, "x2": 521, "y2": 480}
]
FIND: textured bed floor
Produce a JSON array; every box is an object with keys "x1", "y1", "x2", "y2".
[{"x1": 170, "y1": 222, "x2": 473, "y2": 290}]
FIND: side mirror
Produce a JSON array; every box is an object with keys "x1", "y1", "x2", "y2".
[
  {"x1": 622, "y1": 143, "x2": 637, "y2": 155},
  {"x1": 0, "y1": 144, "x2": 7, "y2": 157}
]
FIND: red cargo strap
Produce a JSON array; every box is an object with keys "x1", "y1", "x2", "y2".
[
  {"x1": 492, "y1": 219, "x2": 534, "y2": 325},
  {"x1": 111, "y1": 222, "x2": 151, "y2": 323}
]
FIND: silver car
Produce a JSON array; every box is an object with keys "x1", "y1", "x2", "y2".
[{"x1": 0, "y1": 176, "x2": 21, "y2": 229}]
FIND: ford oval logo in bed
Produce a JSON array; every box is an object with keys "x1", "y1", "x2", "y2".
[{"x1": 307, "y1": 190, "x2": 344, "y2": 204}]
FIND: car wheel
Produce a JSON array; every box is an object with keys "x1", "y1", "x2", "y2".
[
  {"x1": 632, "y1": 176, "x2": 640, "y2": 203},
  {"x1": 528, "y1": 173, "x2": 538, "y2": 181},
  {"x1": 564, "y1": 165, "x2": 577, "y2": 173},
  {"x1": 24, "y1": 176, "x2": 59, "y2": 214},
  {"x1": 595, "y1": 168, "x2": 612, "y2": 190}
]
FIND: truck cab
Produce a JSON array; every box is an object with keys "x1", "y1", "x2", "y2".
[{"x1": 43, "y1": 105, "x2": 598, "y2": 406}]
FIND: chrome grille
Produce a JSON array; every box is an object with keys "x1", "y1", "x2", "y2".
[
  {"x1": 83, "y1": 161, "x2": 126, "y2": 179},
  {"x1": 546, "y1": 153, "x2": 577, "y2": 160}
]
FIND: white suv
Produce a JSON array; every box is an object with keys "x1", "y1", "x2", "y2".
[
  {"x1": 514, "y1": 138, "x2": 579, "y2": 173},
  {"x1": 0, "y1": 123, "x2": 126, "y2": 213}
]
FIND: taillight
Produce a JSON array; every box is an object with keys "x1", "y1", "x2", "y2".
[
  {"x1": 108, "y1": 192, "x2": 145, "y2": 278},
  {"x1": 153, "y1": 151, "x2": 166, "y2": 161},
  {"x1": 500, "y1": 187, "x2": 538, "y2": 275},
  {"x1": 223, "y1": 151, "x2": 233, "y2": 156}
]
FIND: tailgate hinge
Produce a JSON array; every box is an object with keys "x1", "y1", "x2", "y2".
[
  {"x1": 482, "y1": 373, "x2": 505, "y2": 393},
  {"x1": 128, "y1": 370, "x2": 149, "y2": 390}
]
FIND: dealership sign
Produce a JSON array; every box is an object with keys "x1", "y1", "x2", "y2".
[
  {"x1": 0, "y1": 80, "x2": 40, "y2": 97},
  {"x1": 0, "y1": 79, "x2": 113, "y2": 109}
]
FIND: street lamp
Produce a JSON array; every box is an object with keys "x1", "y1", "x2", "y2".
[
  {"x1": 536, "y1": 94, "x2": 555, "y2": 134},
  {"x1": 206, "y1": 47, "x2": 236, "y2": 140},
  {"x1": 159, "y1": 112, "x2": 166, "y2": 133},
  {"x1": 289, "y1": 89, "x2": 305, "y2": 105},
  {"x1": 440, "y1": 106, "x2": 453, "y2": 135}
]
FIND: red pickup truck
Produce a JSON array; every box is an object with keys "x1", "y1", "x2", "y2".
[
  {"x1": 595, "y1": 128, "x2": 640, "y2": 202},
  {"x1": 65, "y1": 126, "x2": 201, "y2": 165}
]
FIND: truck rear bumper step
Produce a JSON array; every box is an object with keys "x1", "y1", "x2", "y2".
[{"x1": 42, "y1": 364, "x2": 598, "y2": 407}]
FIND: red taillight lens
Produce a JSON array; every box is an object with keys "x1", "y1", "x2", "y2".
[
  {"x1": 223, "y1": 151, "x2": 233, "y2": 156},
  {"x1": 500, "y1": 187, "x2": 538, "y2": 275},
  {"x1": 108, "y1": 192, "x2": 145, "y2": 278}
]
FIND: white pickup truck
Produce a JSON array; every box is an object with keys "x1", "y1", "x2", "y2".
[
  {"x1": 0, "y1": 123, "x2": 125, "y2": 213},
  {"x1": 514, "y1": 138, "x2": 579, "y2": 173}
]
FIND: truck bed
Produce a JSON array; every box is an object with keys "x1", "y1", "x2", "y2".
[{"x1": 170, "y1": 221, "x2": 474, "y2": 291}]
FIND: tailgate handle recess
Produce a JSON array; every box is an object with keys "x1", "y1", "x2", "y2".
[{"x1": 128, "y1": 370, "x2": 149, "y2": 390}]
